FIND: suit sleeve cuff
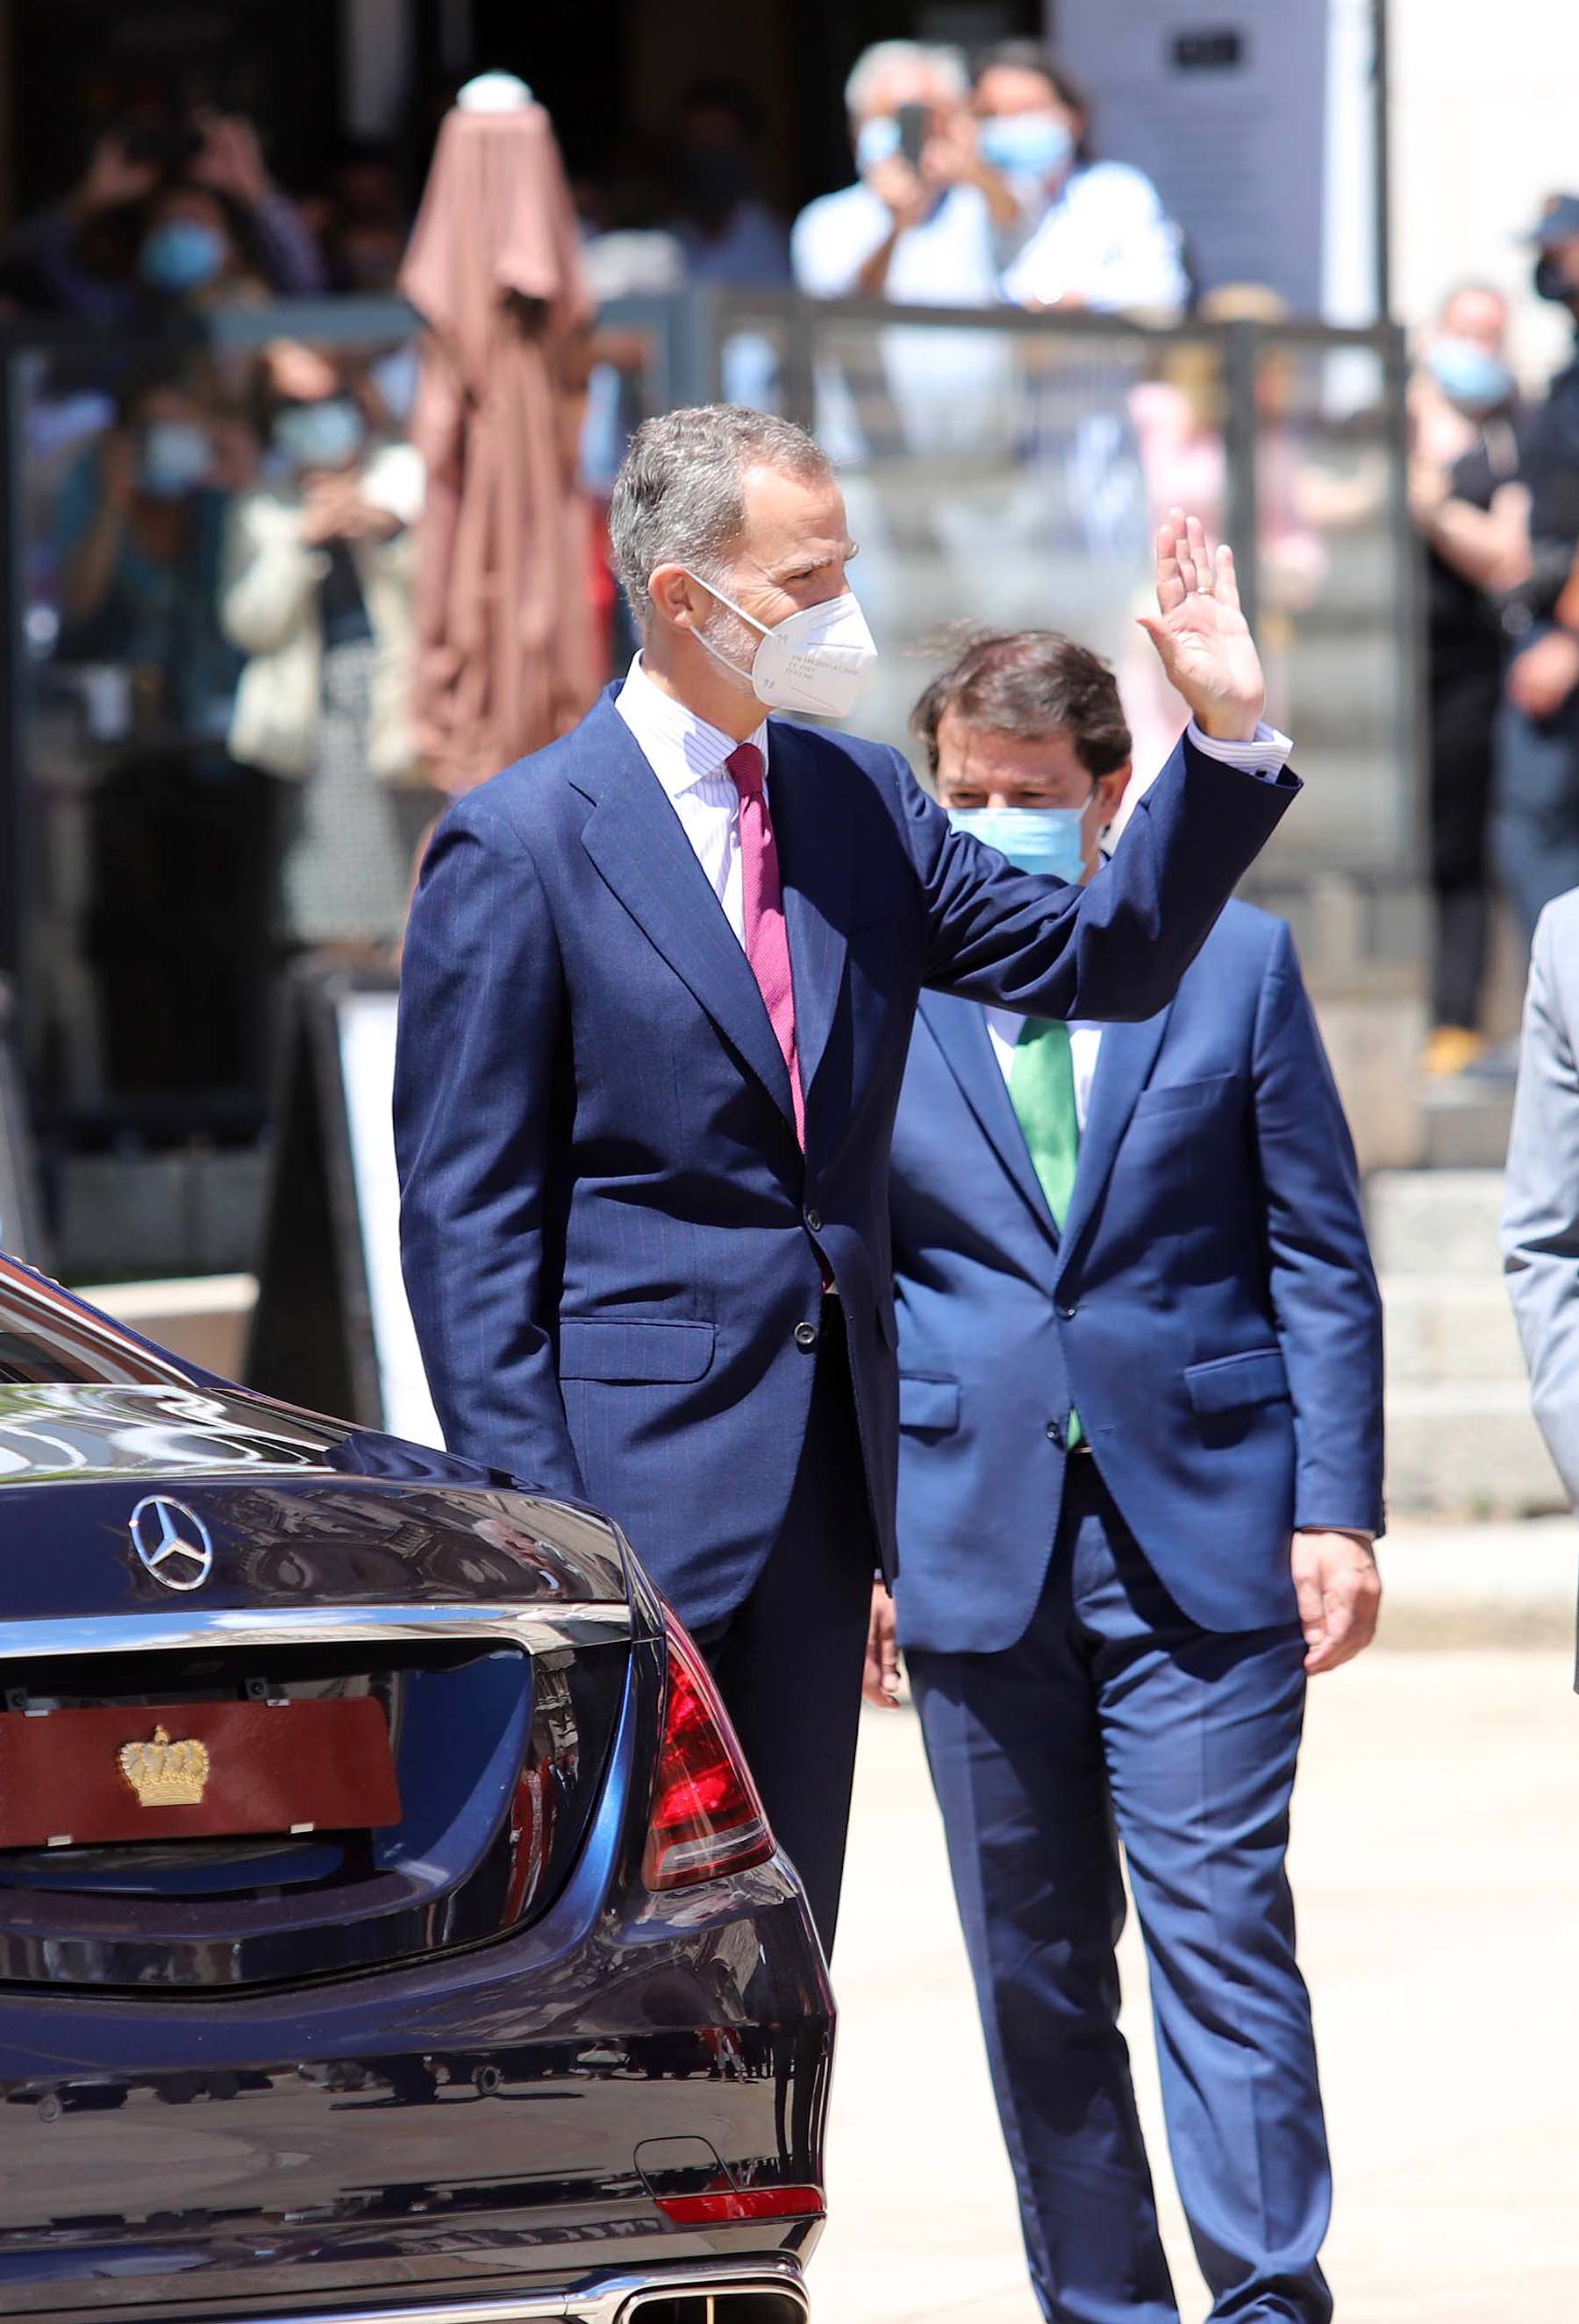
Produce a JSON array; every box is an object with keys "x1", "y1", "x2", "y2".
[
  {"x1": 1185, "y1": 717, "x2": 1295, "y2": 781},
  {"x1": 1295, "y1": 1525, "x2": 1377, "y2": 1543}
]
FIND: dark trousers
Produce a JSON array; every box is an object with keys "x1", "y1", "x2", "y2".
[
  {"x1": 1494, "y1": 635, "x2": 1579, "y2": 940},
  {"x1": 694, "y1": 1302, "x2": 875, "y2": 1956},
  {"x1": 908, "y1": 1459, "x2": 1329, "y2": 2324},
  {"x1": 1427, "y1": 652, "x2": 1500, "y2": 1029}
]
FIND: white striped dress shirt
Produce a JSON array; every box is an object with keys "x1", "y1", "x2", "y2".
[{"x1": 614, "y1": 654, "x2": 768, "y2": 948}]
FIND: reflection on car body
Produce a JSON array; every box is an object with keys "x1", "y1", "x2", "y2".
[{"x1": 0, "y1": 1254, "x2": 829, "y2": 2323}]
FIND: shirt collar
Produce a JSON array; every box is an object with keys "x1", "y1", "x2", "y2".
[{"x1": 616, "y1": 653, "x2": 768, "y2": 800}]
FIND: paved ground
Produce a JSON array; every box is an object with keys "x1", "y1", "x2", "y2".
[{"x1": 812, "y1": 1629, "x2": 1579, "y2": 2322}]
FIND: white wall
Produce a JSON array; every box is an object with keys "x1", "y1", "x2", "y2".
[{"x1": 1389, "y1": 0, "x2": 1579, "y2": 379}]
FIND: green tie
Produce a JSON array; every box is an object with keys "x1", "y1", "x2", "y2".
[{"x1": 1010, "y1": 1018, "x2": 1083, "y2": 1449}]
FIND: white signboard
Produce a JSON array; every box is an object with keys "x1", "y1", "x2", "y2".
[
  {"x1": 334, "y1": 989, "x2": 444, "y2": 1449},
  {"x1": 1052, "y1": 0, "x2": 1375, "y2": 320}
]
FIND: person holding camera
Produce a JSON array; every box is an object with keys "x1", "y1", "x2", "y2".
[
  {"x1": 222, "y1": 344, "x2": 431, "y2": 957},
  {"x1": 4, "y1": 113, "x2": 324, "y2": 324},
  {"x1": 790, "y1": 41, "x2": 1017, "y2": 308}
]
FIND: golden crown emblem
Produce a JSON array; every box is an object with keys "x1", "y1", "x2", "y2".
[{"x1": 118, "y1": 1726, "x2": 211, "y2": 1808}]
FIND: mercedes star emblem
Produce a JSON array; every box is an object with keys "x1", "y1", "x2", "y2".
[{"x1": 128, "y1": 1497, "x2": 215, "y2": 1593}]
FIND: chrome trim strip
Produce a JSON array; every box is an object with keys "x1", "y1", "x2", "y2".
[
  {"x1": 0, "y1": 1602, "x2": 635, "y2": 1662},
  {"x1": 256, "y1": 2253, "x2": 808, "y2": 2323}
]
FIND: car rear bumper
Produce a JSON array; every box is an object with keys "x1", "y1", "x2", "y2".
[{"x1": 249, "y1": 2253, "x2": 810, "y2": 2321}]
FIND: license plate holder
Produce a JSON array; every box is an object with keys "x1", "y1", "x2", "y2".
[{"x1": 0, "y1": 1698, "x2": 402, "y2": 1849}]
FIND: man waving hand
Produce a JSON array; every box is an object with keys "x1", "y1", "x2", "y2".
[{"x1": 396, "y1": 402, "x2": 1295, "y2": 1948}]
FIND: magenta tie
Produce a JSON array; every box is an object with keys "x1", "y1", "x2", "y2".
[{"x1": 726, "y1": 742, "x2": 805, "y2": 1145}]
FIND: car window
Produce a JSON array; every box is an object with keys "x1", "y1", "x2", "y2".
[{"x1": 0, "y1": 1259, "x2": 194, "y2": 1387}]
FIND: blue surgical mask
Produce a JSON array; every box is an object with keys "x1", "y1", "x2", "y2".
[
  {"x1": 948, "y1": 803, "x2": 1090, "y2": 883},
  {"x1": 1425, "y1": 336, "x2": 1515, "y2": 412},
  {"x1": 139, "y1": 418, "x2": 211, "y2": 499},
  {"x1": 139, "y1": 220, "x2": 228, "y2": 295},
  {"x1": 273, "y1": 397, "x2": 367, "y2": 472},
  {"x1": 855, "y1": 116, "x2": 902, "y2": 174},
  {"x1": 977, "y1": 111, "x2": 1075, "y2": 183}
]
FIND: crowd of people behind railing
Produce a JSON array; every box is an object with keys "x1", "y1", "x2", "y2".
[
  {"x1": 0, "y1": 40, "x2": 1196, "y2": 330},
  {"x1": 4, "y1": 41, "x2": 1579, "y2": 1112}
]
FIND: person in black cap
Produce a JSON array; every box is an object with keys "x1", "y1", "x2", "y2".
[{"x1": 1496, "y1": 194, "x2": 1579, "y2": 937}]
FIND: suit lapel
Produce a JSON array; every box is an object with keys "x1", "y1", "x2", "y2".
[
  {"x1": 767, "y1": 720, "x2": 853, "y2": 1123},
  {"x1": 921, "y1": 993, "x2": 1061, "y2": 1251},
  {"x1": 1055, "y1": 1005, "x2": 1173, "y2": 1275},
  {"x1": 571, "y1": 694, "x2": 797, "y2": 1130}
]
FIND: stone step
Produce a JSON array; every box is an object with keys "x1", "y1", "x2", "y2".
[
  {"x1": 1384, "y1": 1380, "x2": 1565, "y2": 1518},
  {"x1": 1367, "y1": 1166, "x2": 1505, "y2": 1277},
  {"x1": 1382, "y1": 1275, "x2": 1527, "y2": 1387},
  {"x1": 1376, "y1": 1517, "x2": 1573, "y2": 1650},
  {"x1": 1418, "y1": 1076, "x2": 1516, "y2": 1170}
]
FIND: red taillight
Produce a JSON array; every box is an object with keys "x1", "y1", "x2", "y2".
[
  {"x1": 643, "y1": 1612, "x2": 775, "y2": 1891},
  {"x1": 655, "y1": 2185, "x2": 825, "y2": 2227}
]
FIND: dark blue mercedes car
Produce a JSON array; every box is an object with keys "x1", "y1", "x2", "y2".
[{"x1": 0, "y1": 1256, "x2": 832, "y2": 2323}]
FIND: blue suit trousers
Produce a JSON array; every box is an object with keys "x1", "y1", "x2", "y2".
[{"x1": 909, "y1": 1459, "x2": 1331, "y2": 2324}]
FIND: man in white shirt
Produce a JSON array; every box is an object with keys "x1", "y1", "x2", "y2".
[
  {"x1": 872, "y1": 628, "x2": 1383, "y2": 2322},
  {"x1": 790, "y1": 39, "x2": 1021, "y2": 469},
  {"x1": 790, "y1": 40, "x2": 1013, "y2": 308}
]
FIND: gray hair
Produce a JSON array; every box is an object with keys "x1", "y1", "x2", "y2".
[
  {"x1": 843, "y1": 39, "x2": 968, "y2": 118},
  {"x1": 608, "y1": 404, "x2": 833, "y2": 625}
]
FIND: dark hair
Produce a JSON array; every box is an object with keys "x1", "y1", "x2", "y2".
[
  {"x1": 972, "y1": 41, "x2": 1095, "y2": 161},
  {"x1": 911, "y1": 631, "x2": 1132, "y2": 780}
]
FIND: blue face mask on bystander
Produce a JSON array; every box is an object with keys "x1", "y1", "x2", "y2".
[
  {"x1": 1425, "y1": 337, "x2": 1515, "y2": 413},
  {"x1": 139, "y1": 418, "x2": 211, "y2": 499},
  {"x1": 947, "y1": 802, "x2": 1090, "y2": 883},
  {"x1": 854, "y1": 116, "x2": 903, "y2": 174},
  {"x1": 273, "y1": 398, "x2": 368, "y2": 472},
  {"x1": 139, "y1": 220, "x2": 228, "y2": 295},
  {"x1": 977, "y1": 112, "x2": 1075, "y2": 183}
]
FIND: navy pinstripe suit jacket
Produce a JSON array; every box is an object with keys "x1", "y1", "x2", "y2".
[{"x1": 393, "y1": 688, "x2": 1296, "y2": 1627}]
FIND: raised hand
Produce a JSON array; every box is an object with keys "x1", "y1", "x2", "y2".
[
  {"x1": 1138, "y1": 507, "x2": 1267, "y2": 744},
  {"x1": 75, "y1": 133, "x2": 158, "y2": 216},
  {"x1": 193, "y1": 112, "x2": 273, "y2": 209}
]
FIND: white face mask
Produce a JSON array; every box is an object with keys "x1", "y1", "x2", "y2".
[{"x1": 681, "y1": 567, "x2": 879, "y2": 719}]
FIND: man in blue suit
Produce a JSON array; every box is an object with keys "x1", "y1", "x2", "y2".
[
  {"x1": 396, "y1": 403, "x2": 1298, "y2": 1950},
  {"x1": 869, "y1": 630, "x2": 1383, "y2": 2318}
]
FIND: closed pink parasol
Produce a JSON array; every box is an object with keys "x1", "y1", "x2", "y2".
[{"x1": 400, "y1": 96, "x2": 599, "y2": 792}]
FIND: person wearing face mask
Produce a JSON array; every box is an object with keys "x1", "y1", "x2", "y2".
[
  {"x1": 49, "y1": 372, "x2": 267, "y2": 1103},
  {"x1": 1495, "y1": 196, "x2": 1579, "y2": 943},
  {"x1": 396, "y1": 400, "x2": 1304, "y2": 1954},
  {"x1": 870, "y1": 627, "x2": 1381, "y2": 2324},
  {"x1": 2, "y1": 118, "x2": 324, "y2": 324},
  {"x1": 221, "y1": 355, "x2": 433, "y2": 954},
  {"x1": 983, "y1": 42, "x2": 1189, "y2": 317},
  {"x1": 1409, "y1": 284, "x2": 1532, "y2": 1075},
  {"x1": 52, "y1": 374, "x2": 239, "y2": 734},
  {"x1": 790, "y1": 40, "x2": 1015, "y2": 308}
]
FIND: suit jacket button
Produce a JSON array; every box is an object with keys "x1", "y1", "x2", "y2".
[
  {"x1": 795, "y1": 1321, "x2": 819, "y2": 1351},
  {"x1": 1047, "y1": 1419, "x2": 1064, "y2": 1446},
  {"x1": 1056, "y1": 1301, "x2": 1078, "y2": 1322},
  {"x1": 805, "y1": 1208, "x2": 823, "y2": 1234}
]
